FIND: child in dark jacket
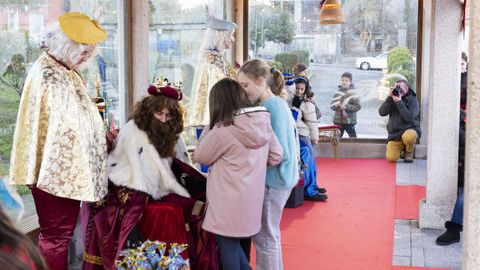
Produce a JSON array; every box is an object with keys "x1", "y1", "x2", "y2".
[{"x1": 330, "y1": 72, "x2": 361, "y2": 138}]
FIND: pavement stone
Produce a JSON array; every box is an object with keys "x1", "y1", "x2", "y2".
[
  {"x1": 393, "y1": 255, "x2": 411, "y2": 266},
  {"x1": 411, "y1": 245, "x2": 425, "y2": 267},
  {"x1": 393, "y1": 160, "x2": 462, "y2": 269},
  {"x1": 396, "y1": 159, "x2": 428, "y2": 186},
  {"x1": 396, "y1": 219, "x2": 411, "y2": 225}
]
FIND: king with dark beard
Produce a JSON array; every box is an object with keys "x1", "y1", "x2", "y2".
[{"x1": 81, "y1": 85, "x2": 191, "y2": 269}]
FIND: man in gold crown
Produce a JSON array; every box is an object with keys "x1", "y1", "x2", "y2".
[{"x1": 9, "y1": 12, "x2": 108, "y2": 270}]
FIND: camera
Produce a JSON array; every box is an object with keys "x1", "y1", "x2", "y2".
[{"x1": 392, "y1": 86, "x2": 402, "y2": 97}]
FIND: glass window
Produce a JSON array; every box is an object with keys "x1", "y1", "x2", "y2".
[
  {"x1": 249, "y1": 0, "x2": 418, "y2": 139},
  {"x1": 0, "y1": 0, "x2": 122, "y2": 220},
  {"x1": 69, "y1": 1, "x2": 122, "y2": 127},
  {"x1": 148, "y1": 0, "x2": 229, "y2": 147}
]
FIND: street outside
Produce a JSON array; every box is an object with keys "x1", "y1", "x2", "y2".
[{"x1": 307, "y1": 63, "x2": 389, "y2": 139}]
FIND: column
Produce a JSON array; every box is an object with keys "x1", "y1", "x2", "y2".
[
  {"x1": 234, "y1": 0, "x2": 246, "y2": 63},
  {"x1": 463, "y1": 0, "x2": 480, "y2": 268},
  {"x1": 131, "y1": 0, "x2": 149, "y2": 103},
  {"x1": 417, "y1": 0, "x2": 431, "y2": 156},
  {"x1": 418, "y1": 0, "x2": 462, "y2": 229},
  {"x1": 118, "y1": 0, "x2": 129, "y2": 124}
]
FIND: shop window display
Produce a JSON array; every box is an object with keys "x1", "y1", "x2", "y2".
[{"x1": 148, "y1": 0, "x2": 229, "y2": 147}]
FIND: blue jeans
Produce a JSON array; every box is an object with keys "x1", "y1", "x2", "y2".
[
  {"x1": 196, "y1": 128, "x2": 209, "y2": 173},
  {"x1": 339, "y1": 124, "x2": 357, "y2": 138},
  {"x1": 451, "y1": 189, "x2": 464, "y2": 225},
  {"x1": 299, "y1": 136, "x2": 319, "y2": 196},
  {"x1": 216, "y1": 235, "x2": 252, "y2": 270}
]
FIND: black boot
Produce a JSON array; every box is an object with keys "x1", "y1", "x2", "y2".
[
  {"x1": 316, "y1": 187, "x2": 327, "y2": 194},
  {"x1": 436, "y1": 221, "x2": 462, "y2": 246},
  {"x1": 304, "y1": 193, "x2": 328, "y2": 202}
]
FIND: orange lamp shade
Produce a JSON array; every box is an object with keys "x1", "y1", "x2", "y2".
[{"x1": 320, "y1": 0, "x2": 345, "y2": 24}]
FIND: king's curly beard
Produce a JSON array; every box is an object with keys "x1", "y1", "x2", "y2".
[{"x1": 148, "y1": 118, "x2": 181, "y2": 158}]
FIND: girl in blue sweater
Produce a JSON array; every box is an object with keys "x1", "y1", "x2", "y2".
[{"x1": 238, "y1": 59, "x2": 299, "y2": 270}]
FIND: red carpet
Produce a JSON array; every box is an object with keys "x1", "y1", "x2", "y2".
[
  {"x1": 253, "y1": 158, "x2": 397, "y2": 270},
  {"x1": 395, "y1": 185, "x2": 426, "y2": 219}
]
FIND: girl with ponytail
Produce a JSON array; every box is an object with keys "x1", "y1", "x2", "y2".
[{"x1": 238, "y1": 59, "x2": 298, "y2": 270}]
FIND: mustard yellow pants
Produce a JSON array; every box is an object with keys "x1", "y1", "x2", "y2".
[{"x1": 386, "y1": 129, "x2": 418, "y2": 162}]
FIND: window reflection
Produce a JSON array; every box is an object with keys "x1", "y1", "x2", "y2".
[
  {"x1": 148, "y1": 0, "x2": 227, "y2": 147},
  {"x1": 249, "y1": 0, "x2": 418, "y2": 139},
  {"x1": 70, "y1": 1, "x2": 121, "y2": 127}
]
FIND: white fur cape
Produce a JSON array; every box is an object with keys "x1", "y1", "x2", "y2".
[{"x1": 107, "y1": 120, "x2": 190, "y2": 199}]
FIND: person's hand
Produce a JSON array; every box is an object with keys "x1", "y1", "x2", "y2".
[
  {"x1": 339, "y1": 104, "x2": 347, "y2": 110},
  {"x1": 311, "y1": 138, "x2": 318, "y2": 145},
  {"x1": 234, "y1": 60, "x2": 241, "y2": 69},
  {"x1": 106, "y1": 129, "x2": 118, "y2": 143},
  {"x1": 106, "y1": 129, "x2": 119, "y2": 153},
  {"x1": 392, "y1": 95, "x2": 402, "y2": 103},
  {"x1": 388, "y1": 88, "x2": 394, "y2": 97}
]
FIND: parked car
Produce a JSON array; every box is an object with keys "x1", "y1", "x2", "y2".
[{"x1": 356, "y1": 52, "x2": 388, "y2": 70}]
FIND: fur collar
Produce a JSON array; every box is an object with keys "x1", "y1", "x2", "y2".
[{"x1": 106, "y1": 120, "x2": 190, "y2": 199}]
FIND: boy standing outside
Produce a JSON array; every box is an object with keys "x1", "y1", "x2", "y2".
[{"x1": 330, "y1": 72, "x2": 361, "y2": 138}]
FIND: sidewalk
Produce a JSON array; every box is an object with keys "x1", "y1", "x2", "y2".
[{"x1": 393, "y1": 159, "x2": 462, "y2": 269}]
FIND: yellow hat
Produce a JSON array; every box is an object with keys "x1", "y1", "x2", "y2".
[{"x1": 58, "y1": 12, "x2": 107, "y2": 44}]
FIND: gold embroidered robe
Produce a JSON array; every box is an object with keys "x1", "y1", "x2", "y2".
[
  {"x1": 9, "y1": 52, "x2": 108, "y2": 202},
  {"x1": 188, "y1": 50, "x2": 237, "y2": 127}
]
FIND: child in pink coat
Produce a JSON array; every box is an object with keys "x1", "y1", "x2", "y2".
[{"x1": 194, "y1": 78, "x2": 283, "y2": 270}]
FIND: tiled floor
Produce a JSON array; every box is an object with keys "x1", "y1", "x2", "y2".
[{"x1": 393, "y1": 159, "x2": 462, "y2": 270}]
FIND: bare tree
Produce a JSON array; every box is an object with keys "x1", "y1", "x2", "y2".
[{"x1": 343, "y1": 0, "x2": 401, "y2": 54}]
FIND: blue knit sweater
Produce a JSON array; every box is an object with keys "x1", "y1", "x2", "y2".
[{"x1": 261, "y1": 96, "x2": 299, "y2": 189}]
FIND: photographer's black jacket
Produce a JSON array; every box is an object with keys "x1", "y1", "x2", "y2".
[{"x1": 378, "y1": 89, "x2": 421, "y2": 141}]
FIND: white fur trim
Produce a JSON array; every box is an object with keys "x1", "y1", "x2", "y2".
[{"x1": 107, "y1": 121, "x2": 190, "y2": 199}]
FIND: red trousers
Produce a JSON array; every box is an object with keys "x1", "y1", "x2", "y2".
[{"x1": 30, "y1": 187, "x2": 80, "y2": 270}]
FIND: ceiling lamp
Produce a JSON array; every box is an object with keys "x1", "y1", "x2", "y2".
[{"x1": 320, "y1": 0, "x2": 345, "y2": 24}]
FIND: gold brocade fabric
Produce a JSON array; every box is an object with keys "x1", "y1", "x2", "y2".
[
  {"x1": 9, "y1": 52, "x2": 108, "y2": 202},
  {"x1": 188, "y1": 50, "x2": 237, "y2": 127}
]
